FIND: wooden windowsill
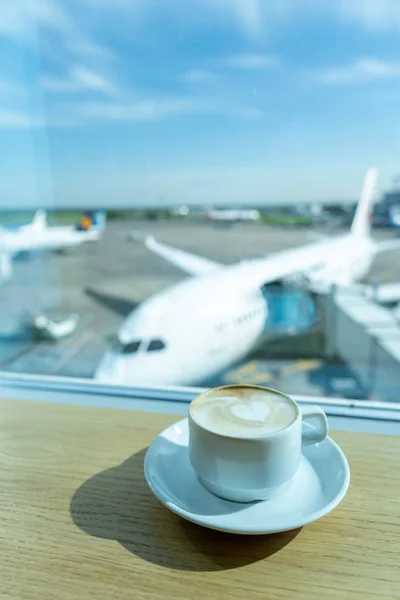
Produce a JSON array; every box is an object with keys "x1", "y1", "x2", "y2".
[{"x1": 1, "y1": 398, "x2": 399, "y2": 600}]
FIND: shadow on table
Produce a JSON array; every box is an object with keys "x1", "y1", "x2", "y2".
[{"x1": 70, "y1": 448, "x2": 301, "y2": 572}]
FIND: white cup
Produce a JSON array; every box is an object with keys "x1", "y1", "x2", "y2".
[{"x1": 188, "y1": 385, "x2": 328, "y2": 502}]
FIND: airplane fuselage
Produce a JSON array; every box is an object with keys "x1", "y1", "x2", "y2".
[
  {"x1": 0, "y1": 227, "x2": 100, "y2": 255},
  {"x1": 96, "y1": 269, "x2": 267, "y2": 386},
  {"x1": 96, "y1": 231, "x2": 378, "y2": 386}
]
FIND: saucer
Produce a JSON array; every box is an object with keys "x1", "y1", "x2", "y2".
[{"x1": 144, "y1": 418, "x2": 350, "y2": 535}]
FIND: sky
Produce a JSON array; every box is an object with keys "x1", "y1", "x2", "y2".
[{"x1": 1, "y1": 0, "x2": 400, "y2": 207}]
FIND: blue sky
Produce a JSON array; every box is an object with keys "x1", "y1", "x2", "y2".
[{"x1": 1, "y1": 0, "x2": 400, "y2": 207}]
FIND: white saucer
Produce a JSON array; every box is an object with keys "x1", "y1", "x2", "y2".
[{"x1": 144, "y1": 418, "x2": 350, "y2": 535}]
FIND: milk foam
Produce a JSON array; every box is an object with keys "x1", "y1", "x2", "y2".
[{"x1": 191, "y1": 388, "x2": 297, "y2": 437}]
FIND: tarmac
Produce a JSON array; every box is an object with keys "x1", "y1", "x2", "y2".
[{"x1": 0, "y1": 218, "x2": 399, "y2": 399}]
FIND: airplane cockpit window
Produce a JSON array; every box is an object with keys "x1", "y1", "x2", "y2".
[
  {"x1": 122, "y1": 341, "x2": 142, "y2": 354},
  {"x1": 113, "y1": 340, "x2": 142, "y2": 354},
  {"x1": 147, "y1": 339, "x2": 166, "y2": 352}
]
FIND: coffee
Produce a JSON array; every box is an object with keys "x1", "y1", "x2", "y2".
[{"x1": 190, "y1": 386, "x2": 297, "y2": 438}]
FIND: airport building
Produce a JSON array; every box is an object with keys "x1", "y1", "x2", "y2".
[{"x1": 373, "y1": 178, "x2": 400, "y2": 227}]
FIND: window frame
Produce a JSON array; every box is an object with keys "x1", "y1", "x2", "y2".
[{"x1": 1, "y1": 371, "x2": 400, "y2": 423}]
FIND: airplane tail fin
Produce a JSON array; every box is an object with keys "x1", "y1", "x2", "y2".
[
  {"x1": 32, "y1": 209, "x2": 47, "y2": 229},
  {"x1": 76, "y1": 210, "x2": 106, "y2": 232},
  {"x1": 350, "y1": 168, "x2": 377, "y2": 238}
]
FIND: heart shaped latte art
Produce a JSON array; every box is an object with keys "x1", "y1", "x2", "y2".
[{"x1": 221, "y1": 395, "x2": 271, "y2": 425}]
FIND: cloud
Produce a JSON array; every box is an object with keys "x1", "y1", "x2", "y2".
[
  {"x1": 0, "y1": 80, "x2": 23, "y2": 96},
  {"x1": 336, "y1": 0, "x2": 400, "y2": 31},
  {"x1": 319, "y1": 57, "x2": 400, "y2": 84},
  {"x1": 24, "y1": 0, "x2": 400, "y2": 49},
  {"x1": 72, "y1": 67, "x2": 114, "y2": 92},
  {"x1": 183, "y1": 54, "x2": 279, "y2": 88},
  {"x1": 0, "y1": 0, "x2": 72, "y2": 40},
  {"x1": 77, "y1": 0, "x2": 265, "y2": 37},
  {"x1": 208, "y1": 0, "x2": 400, "y2": 35},
  {"x1": 71, "y1": 96, "x2": 262, "y2": 123},
  {"x1": 218, "y1": 53, "x2": 280, "y2": 69},
  {"x1": 66, "y1": 40, "x2": 115, "y2": 61},
  {"x1": 183, "y1": 69, "x2": 216, "y2": 84},
  {"x1": 84, "y1": 0, "x2": 400, "y2": 36},
  {"x1": 210, "y1": 0, "x2": 264, "y2": 36},
  {"x1": 0, "y1": 0, "x2": 112, "y2": 60},
  {"x1": 41, "y1": 66, "x2": 115, "y2": 94},
  {"x1": 0, "y1": 106, "x2": 78, "y2": 128},
  {"x1": 75, "y1": 98, "x2": 206, "y2": 121},
  {"x1": 0, "y1": 107, "x2": 48, "y2": 128},
  {"x1": 230, "y1": 107, "x2": 263, "y2": 119}
]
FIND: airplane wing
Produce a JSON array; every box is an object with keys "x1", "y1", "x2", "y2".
[
  {"x1": 135, "y1": 231, "x2": 329, "y2": 283},
  {"x1": 85, "y1": 288, "x2": 139, "y2": 316},
  {"x1": 306, "y1": 231, "x2": 328, "y2": 242},
  {"x1": 375, "y1": 239, "x2": 400, "y2": 253},
  {"x1": 142, "y1": 235, "x2": 222, "y2": 276}
]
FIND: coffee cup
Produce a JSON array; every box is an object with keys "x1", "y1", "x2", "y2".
[{"x1": 188, "y1": 384, "x2": 328, "y2": 502}]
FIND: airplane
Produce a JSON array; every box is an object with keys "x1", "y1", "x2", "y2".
[
  {"x1": 95, "y1": 168, "x2": 400, "y2": 387},
  {"x1": 1, "y1": 209, "x2": 47, "y2": 233},
  {"x1": 206, "y1": 207, "x2": 260, "y2": 223},
  {"x1": 0, "y1": 210, "x2": 106, "y2": 279}
]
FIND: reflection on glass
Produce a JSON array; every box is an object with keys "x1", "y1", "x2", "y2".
[{"x1": 1, "y1": 2, "x2": 400, "y2": 403}]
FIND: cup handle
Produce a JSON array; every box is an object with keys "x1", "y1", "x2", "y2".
[{"x1": 301, "y1": 405, "x2": 328, "y2": 446}]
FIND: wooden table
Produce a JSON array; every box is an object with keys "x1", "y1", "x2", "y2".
[{"x1": 1, "y1": 399, "x2": 399, "y2": 600}]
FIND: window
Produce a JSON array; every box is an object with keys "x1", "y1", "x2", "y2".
[
  {"x1": 147, "y1": 339, "x2": 166, "y2": 352},
  {"x1": 114, "y1": 340, "x2": 142, "y2": 354},
  {"x1": 1, "y1": 2, "x2": 400, "y2": 413}
]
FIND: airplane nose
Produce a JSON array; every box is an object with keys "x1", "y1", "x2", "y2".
[{"x1": 95, "y1": 352, "x2": 129, "y2": 383}]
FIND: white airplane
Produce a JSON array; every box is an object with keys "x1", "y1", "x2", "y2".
[
  {"x1": 3, "y1": 209, "x2": 48, "y2": 233},
  {"x1": 206, "y1": 207, "x2": 260, "y2": 223},
  {"x1": 96, "y1": 168, "x2": 400, "y2": 387},
  {"x1": 0, "y1": 210, "x2": 106, "y2": 279}
]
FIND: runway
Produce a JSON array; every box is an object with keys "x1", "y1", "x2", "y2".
[{"x1": 0, "y1": 218, "x2": 399, "y2": 398}]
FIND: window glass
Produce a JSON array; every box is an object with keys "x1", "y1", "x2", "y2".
[
  {"x1": 147, "y1": 339, "x2": 166, "y2": 352},
  {"x1": 1, "y1": 2, "x2": 400, "y2": 403},
  {"x1": 121, "y1": 341, "x2": 142, "y2": 355},
  {"x1": 112, "y1": 340, "x2": 142, "y2": 354}
]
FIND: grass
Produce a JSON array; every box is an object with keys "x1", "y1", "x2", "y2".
[
  {"x1": 260, "y1": 214, "x2": 311, "y2": 226},
  {"x1": 0, "y1": 209, "x2": 313, "y2": 227}
]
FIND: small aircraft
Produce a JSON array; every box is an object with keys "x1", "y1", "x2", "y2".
[
  {"x1": 1, "y1": 209, "x2": 47, "y2": 233},
  {"x1": 206, "y1": 207, "x2": 260, "y2": 223},
  {"x1": 0, "y1": 210, "x2": 106, "y2": 279},
  {"x1": 95, "y1": 168, "x2": 400, "y2": 387}
]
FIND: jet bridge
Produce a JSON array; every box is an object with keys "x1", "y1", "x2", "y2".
[
  {"x1": 324, "y1": 286, "x2": 400, "y2": 402},
  {"x1": 261, "y1": 284, "x2": 320, "y2": 339}
]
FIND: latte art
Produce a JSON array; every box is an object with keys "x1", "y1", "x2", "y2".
[
  {"x1": 191, "y1": 387, "x2": 297, "y2": 438},
  {"x1": 227, "y1": 399, "x2": 270, "y2": 423}
]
